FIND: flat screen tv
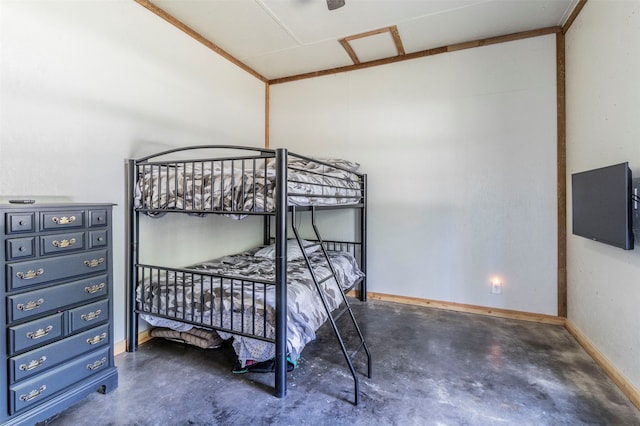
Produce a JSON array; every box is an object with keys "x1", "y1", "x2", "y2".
[{"x1": 571, "y1": 162, "x2": 633, "y2": 250}]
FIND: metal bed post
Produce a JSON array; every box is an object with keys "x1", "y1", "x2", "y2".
[
  {"x1": 127, "y1": 159, "x2": 139, "y2": 352},
  {"x1": 360, "y1": 174, "x2": 367, "y2": 302},
  {"x1": 262, "y1": 149, "x2": 273, "y2": 246},
  {"x1": 274, "y1": 148, "x2": 288, "y2": 398}
]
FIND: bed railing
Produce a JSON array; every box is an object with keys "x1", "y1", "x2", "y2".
[{"x1": 135, "y1": 264, "x2": 275, "y2": 342}]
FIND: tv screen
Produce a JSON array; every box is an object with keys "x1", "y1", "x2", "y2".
[{"x1": 571, "y1": 162, "x2": 633, "y2": 250}]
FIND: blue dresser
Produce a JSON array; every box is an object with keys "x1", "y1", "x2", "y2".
[{"x1": 1, "y1": 203, "x2": 118, "y2": 425}]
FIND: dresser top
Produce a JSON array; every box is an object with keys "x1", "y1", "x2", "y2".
[{"x1": 0, "y1": 200, "x2": 115, "y2": 209}]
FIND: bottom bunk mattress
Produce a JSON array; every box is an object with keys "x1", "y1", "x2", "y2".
[{"x1": 136, "y1": 243, "x2": 364, "y2": 365}]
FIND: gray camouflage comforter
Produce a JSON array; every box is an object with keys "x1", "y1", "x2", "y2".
[
  {"x1": 133, "y1": 156, "x2": 363, "y2": 217},
  {"x1": 137, "y1": 248, "x2": 364, "y2": 364}
]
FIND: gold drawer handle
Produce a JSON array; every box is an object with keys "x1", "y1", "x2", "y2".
[
  {"x1": 52, "y1": 216, "x2": 76, "y2": 225},
  {"x1": 16, "y1": 268, "x2": 44, "y2": 280},
  {"x1": 26, "y1": 325, "x2": 53, "y2": 340},
  {"x1": 20, "y1": 385, "x2": 46, "y2": 402},
  {"x1": 17, "y1": 298, "x2": 45, "y2": 311},
  {"x1": 52, "y1": 238, "x2": 76, "y2": 248},
  {"x1": 19, "y1": 356, "x2": 47, "y2": 372},
  {"x1": 81, "y1": 309, "x2": 102, "y2": 322},
  {"x1": 84, "y1": 283, "x2": 105, "y2": 294},
  {"x1": 87, "y1": 357, "x2": 107, "y2": 371},
  {"x1": 87, "y1": 333, "x2": 107, "y2": 345},
  {"x1": 84, "y1": 258, "x2": 104, "y2": 268}
]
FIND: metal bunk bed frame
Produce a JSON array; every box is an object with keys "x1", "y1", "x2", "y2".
[{"x1": 126, "y1": 145, "x2": 370, "y2": 403}]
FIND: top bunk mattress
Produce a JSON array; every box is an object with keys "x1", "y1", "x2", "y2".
[{"x1": 133, "y1": 154, "x2": 364, "y2": 217}]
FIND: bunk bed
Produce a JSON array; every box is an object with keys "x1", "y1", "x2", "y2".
[{"x1": 127, "y1": 145, "x2": 371, "y2": 404}]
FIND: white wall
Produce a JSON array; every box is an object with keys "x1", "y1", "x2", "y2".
[
  {"x1": 0, "y1": 1, "x2": 266, "y2": 344},
  {"x1": 566, "y1": 1, "x2": 640, "y2": 391},
  {"x1": 271, "y1": 35, "x2": 558, "y2": 315}
]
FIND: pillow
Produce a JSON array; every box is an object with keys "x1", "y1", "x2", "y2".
[
  {"x1": 316, "y1": 158, "x2": 360, "y2": 172},
  {"x1": 254, "y1": 239, "x2": 320, "y2": 261},
  {"x1": 288, "y1": 156, "x2": 360, "y2": 172}
]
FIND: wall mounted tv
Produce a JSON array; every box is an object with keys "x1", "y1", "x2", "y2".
[{"x1": 571, "y1": 162, "x2": 634, "y2": 250}]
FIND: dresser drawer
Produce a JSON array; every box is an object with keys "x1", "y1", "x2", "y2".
[
  {"x1": 89, "y1": 209, "x2": 109, "y2": 227},
  {"x1": 9, "y1": 324, "x2": 110, "y2": 383},
  {"x1": 9, "y1": 347, "x2": 110, "y2": 414},
  {"x1": 6, "y1": 237, "x2": 36, "y2": 260},
  {"x1": 9, "y1": 313, "x2": 64, "y2": 354},
  {"x1": 7, "y1": 274, "x2": 109, "y2": 323},
  {"x1": 40, "y1": 231, "x2": 85, "y2": 255},
  {"x1": 89, "y1": 230, "x2": 108, "y2": 248},
  {"x1": 40, "y1": 210, "x2": 85, "y2": 231},
  {"x1": 69, "y1": 299, "x2": 109, "y2": 333},
  {"x1": 6, "y1": 213, "x2": 35, "y2": 234},
  {"x1": 6, "y1": 249, "x2": 108, "y2": 291}
]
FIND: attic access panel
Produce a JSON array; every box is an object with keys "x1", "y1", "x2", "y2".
[{"x1": 339, "y1": 26, "x2": 405, "y2": 64}]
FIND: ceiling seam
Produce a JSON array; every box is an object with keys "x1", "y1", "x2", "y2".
[{"x1": 254, "y1": 0, "x2": 305, "y2": 46}]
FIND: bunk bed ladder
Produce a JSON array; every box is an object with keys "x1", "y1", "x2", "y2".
[{"x1": 291, "y1": 206, "x2": 372, "y2": 405}]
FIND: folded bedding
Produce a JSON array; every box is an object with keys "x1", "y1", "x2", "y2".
[
  {"x1": 150, "y1": 327, "x2": 226, "y2": 349},
  {"x1": 137, "y1": 245, "x2": 364, "y2": 365}
]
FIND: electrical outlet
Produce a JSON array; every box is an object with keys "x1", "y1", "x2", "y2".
[{"x1": 491, "y1": 281, "x2": 502, "y2": 294}]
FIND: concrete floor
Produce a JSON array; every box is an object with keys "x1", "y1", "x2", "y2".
[{"x1": 46, "y1": 299, "x2": 639, "y2": 425}]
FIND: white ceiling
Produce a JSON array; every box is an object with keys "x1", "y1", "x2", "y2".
[{"x1": 147, "y1": 0, "x2": 578, "y2": 81}]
